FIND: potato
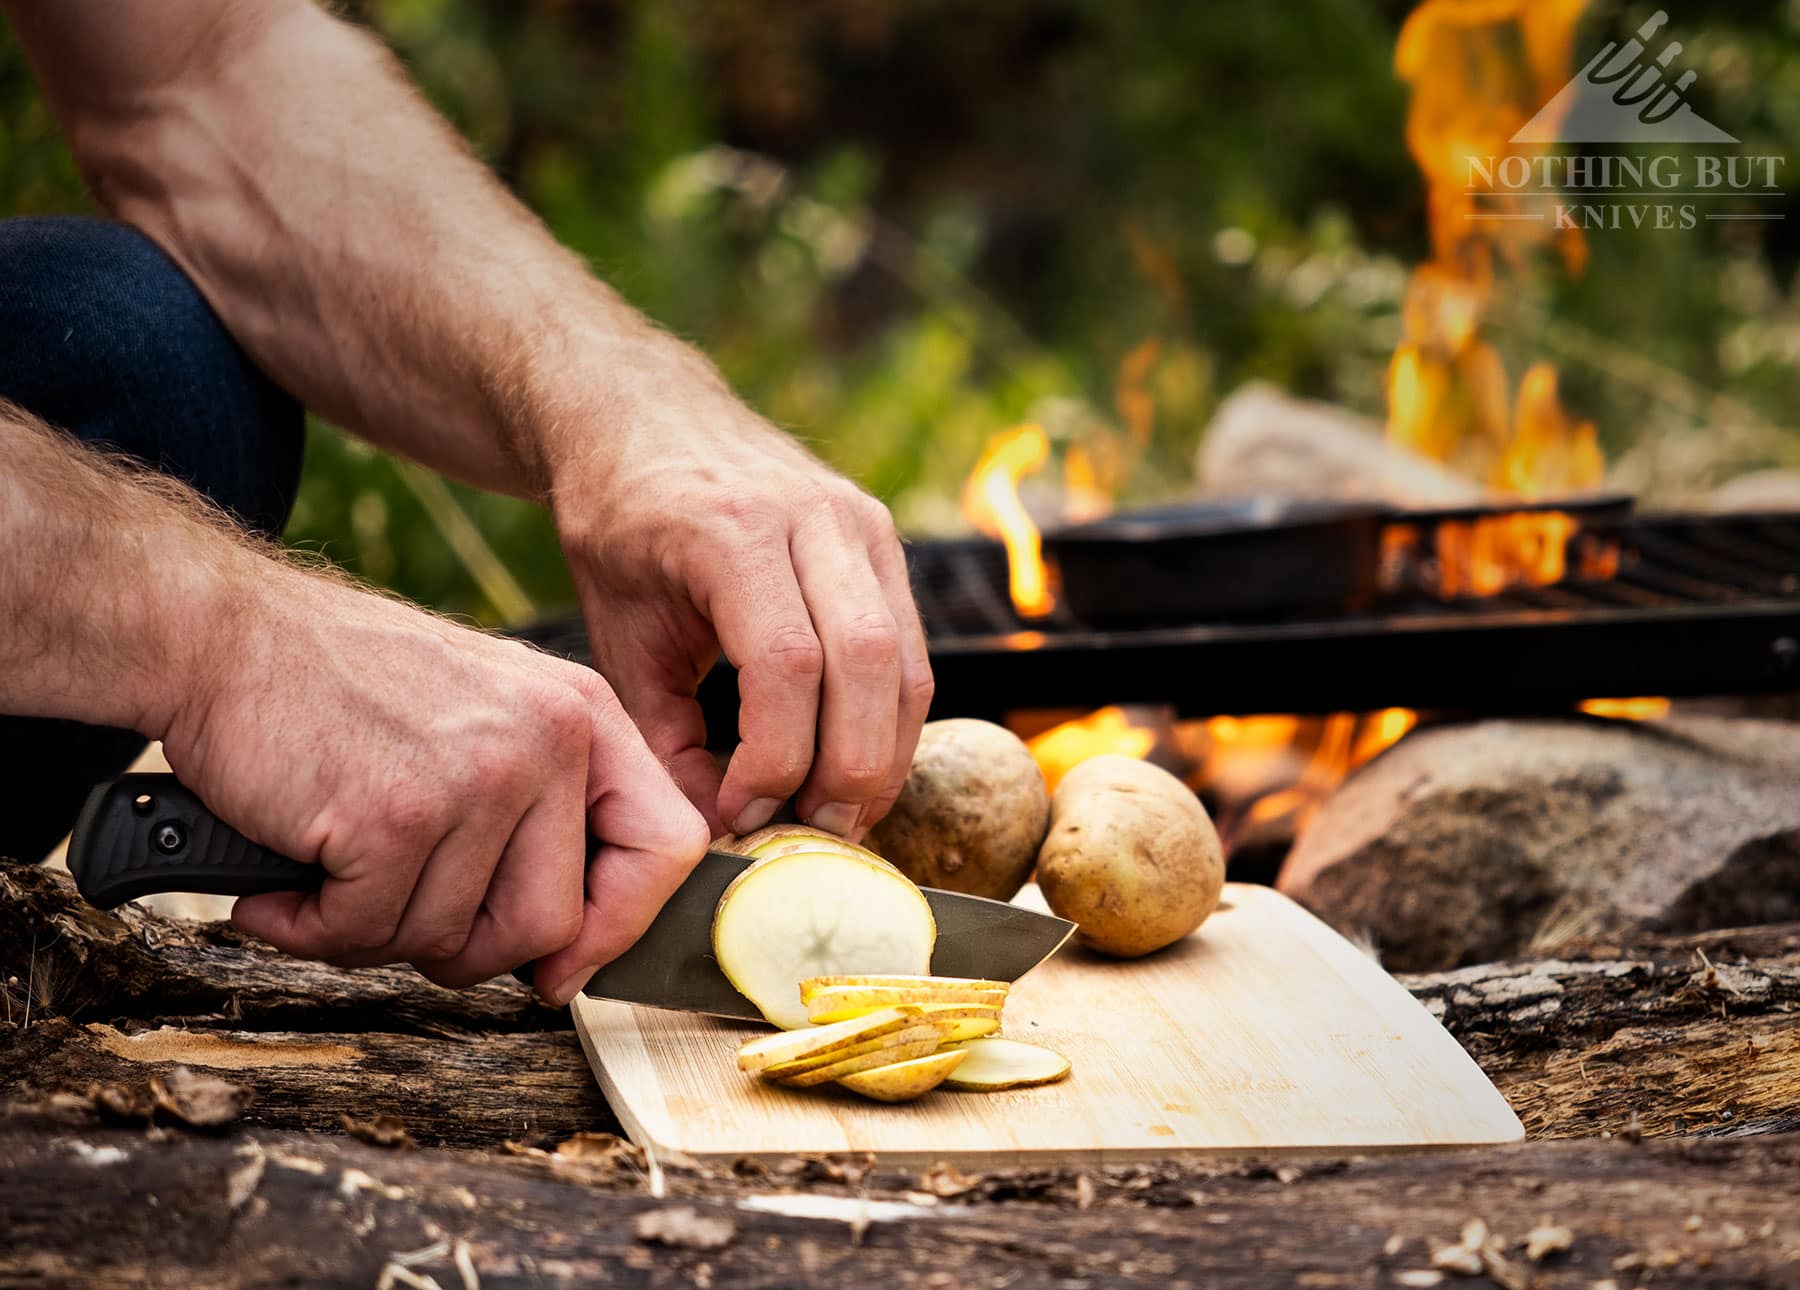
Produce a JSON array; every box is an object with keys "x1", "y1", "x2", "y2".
[
  {"x1": 867, "y1": 719, "x2": 1050, "y2": 901},
  {"x1": 1036, "y1": 754, "x2": 1223, "y2": 958},
  {"x1": 837, "y1": 1048, "x2": 970, "y2": 1102}
]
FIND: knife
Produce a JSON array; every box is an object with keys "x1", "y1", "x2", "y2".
[{"x1": 67, "y1": 773, "x2": 1075, "y2": 1018}]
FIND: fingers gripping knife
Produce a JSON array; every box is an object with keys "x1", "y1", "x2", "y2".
[{"x1": 66, "y1": 773, "x2": 1075, "y2": 1015}]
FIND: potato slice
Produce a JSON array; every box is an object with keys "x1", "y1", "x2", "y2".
[
  {"x1": 940, "y1": 1037, "x2": 1071, "y2": 1091},
  {"x1": 779, "y1": 1035, "x2": 947, "y2": 1087},
  {"x1": 938, "y1": 1013, "x2": 1003, "y2": 1043},
  {"x1": 758, "y1": 1022, "x2": 950, "y2": 1080},
  {"x1": 734, "y1": 1006, "x2": 922, "y2": 1073},
  {"x1": 807, "y1": 996, "x2": 1002, "y2": 1032},
  {"x1": 713, "y1": 850, "x2": 936, "y2": 1029},
  {"x1": 805, "y1": 984, "x2": 1006, "y2": 1022},
  {"x1": 837, "y1": 1048, "x2": 970, "y2": 1103},
  {"x1": 798, "y1": 974, "x2": 1011, "y2": 1003},
  {"x1": 734, "y1": 825, "x2": 890, "y2": 865}
]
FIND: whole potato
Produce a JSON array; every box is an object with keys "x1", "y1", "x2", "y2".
[
  {"x1": 867, "y1": 719, "x2": 1050, "y2": 900},
  {"x1": 1037, "y1": 754, "x2": 1224, "y2": 957}
]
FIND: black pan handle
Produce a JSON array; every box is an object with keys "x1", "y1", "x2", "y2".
[{"x1": 67, "y1": 773, "x2": 321, "y2": 910}]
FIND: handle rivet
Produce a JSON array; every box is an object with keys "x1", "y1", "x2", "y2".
[{"x1": 153, "y1": 822, "x2": 187, "y2": 855}]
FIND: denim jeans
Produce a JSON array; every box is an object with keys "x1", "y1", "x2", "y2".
[{"x1": 0, "y1": 216, "x2": 305, "y2": 861}]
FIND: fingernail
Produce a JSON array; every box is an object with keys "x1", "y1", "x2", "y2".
[
  {"x1": 808, "y1": 802, "x2": 860, "y2": 838},
  {"x1": 540, "y1": 966, "x2": 596, "y2": 1009},
  {"x1": 733, "y1": 797, "x2": 781, "y2": 834}
]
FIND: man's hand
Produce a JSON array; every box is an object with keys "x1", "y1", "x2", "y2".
[
  {"x1": 8, "y1": 0, "x2": 936, "y2": 841},
  {"x1": 164, "y1": 562, "x2": 709, "y2": 1006},
  {"x1": 543, "y1": 344, "x2": 934, "y2": 841}
]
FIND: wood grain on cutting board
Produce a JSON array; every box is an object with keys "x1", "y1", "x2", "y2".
[{"x1": 571, "y1": 883, "x2": 1523, "y2": 1166}]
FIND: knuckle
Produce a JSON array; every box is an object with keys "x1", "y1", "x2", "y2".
[
  {"x1": 416, "y1": 925, "x2": 474, "y2": 962},
  {"x1": 761, "y1": 622, "x2": 825, "y2": 682},
  {"x1": 836, "y1": 611, "x2": 899, "y2": 672},
  {"x1": 534, "y1": 685, "x2": 595, "y2": 748},
  {"x1": 825, "y1": 751, "x2": 890, "y2": 795}
]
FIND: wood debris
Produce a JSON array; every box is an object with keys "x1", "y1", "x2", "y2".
[{"x1": 633, "y1": 1206, "x2": 736, "y2": 1251}]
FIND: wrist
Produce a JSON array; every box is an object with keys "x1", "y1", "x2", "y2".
[{"x1": 505, "y1": 302, "x2": 728, "y2": 501}]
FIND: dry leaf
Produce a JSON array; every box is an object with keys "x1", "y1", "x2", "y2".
[
  {"x1": 918, "y1": 1161, "x2": 979, "y2": 1198},
  {"x1": 633, "y1": 1206, "x2": 736, "y2": 1251},
  {"x1": 150, "y1": 1067, "x2": 250, "y2": 1127},
  {"x1": 341, "y1": 1114, "x2": 416, "y2": 1150}
]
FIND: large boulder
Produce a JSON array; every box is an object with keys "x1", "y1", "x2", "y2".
[
  {"x1": 1196, "y1": 383, "x2": 1482, "y2": 506},
  {"x1": 1277, "y1": 716, "x2": 1800, "y2": 970}
]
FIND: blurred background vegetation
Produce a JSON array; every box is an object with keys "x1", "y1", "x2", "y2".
[{"x1": 3, "y1": 0, "x2": 1797, "y2": 622}]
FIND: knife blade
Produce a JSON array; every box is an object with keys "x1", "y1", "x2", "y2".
[{"x1": 67, "y1": 773, "x2": 1075, "y2": 1018}]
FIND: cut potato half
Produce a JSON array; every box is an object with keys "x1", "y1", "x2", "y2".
[
  {"x1": 779, "y1": 1035, "x2": 945, "y2": 1087},
  {"x1": 798, "y1": 974, "x2": 1010, "y2": 1003},
  {"x1": 941, "y1": 1038, "x2": 1072, "y2": 1091},
  {"x1": 837, "y1": 1048, "x2": 970, "y2": 1103},
  {"x1": 713, "y1": 850, "x2": 936, "y2": 1029},
  {"x1": 804, "y1": 984, "x2": 1006, "y2": 1022},
  {"x1": 735, "y1": 1006, "x2": 922, "y2": 1073},
  {"x1": 758, "y1": 1022, "x2": 950, "y2": 1080}
]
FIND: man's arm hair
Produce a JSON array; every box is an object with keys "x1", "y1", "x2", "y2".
[
  {"x1": 0, "y1": 401, "x2": 256, "y2": 733},
  {"x1": 1, "y1": 0, "x2": 691, "y2": 500}
]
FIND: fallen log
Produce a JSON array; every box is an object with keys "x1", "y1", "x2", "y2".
[
  {"x1": 4, "y1": 860, "x2": 1798, "y2": 1147},
  {"x1": 1, "y1": 1120, "x2": 1795, "y2": 1288}
]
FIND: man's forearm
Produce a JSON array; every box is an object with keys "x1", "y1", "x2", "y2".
[
  {"x1": 5, "y1": 0, "x2": 696, "y2": 499},
  {"x1": 0, "y1": 403, "x2": 243, "y2": 733}
]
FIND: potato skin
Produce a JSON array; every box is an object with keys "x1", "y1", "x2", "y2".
[
  {"x1": 1037, "y1": 754, "x2": 1224, "y2": 958},
  {"x1": 867, "y1": 719, "x2": 1050, "y2": 900}
]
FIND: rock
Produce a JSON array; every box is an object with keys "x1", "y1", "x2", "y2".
[
  {"x1": 1709, "y1": 469, "x2": 1800, "y2": 513},
  {"x1": 1276, "y1": 716, "x2": 1800, "y2": 970},
  {"x1": 1196, "y1": 383, "x2": 1482, "y2": 506}
]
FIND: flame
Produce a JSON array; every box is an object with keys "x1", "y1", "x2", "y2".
[
  {"x1": 1390, "y1": 0, "x2": 1603, "y2": 594},
  {"x1": 961, "y1": 423, "x2": 1054, "y2": 617},
  {"x1": 1026, "y1": 706, "x2": 1158, "y2": 793},
  {"x1": 1579, "y1": 697, "x2": 1671, "y2": 720}
]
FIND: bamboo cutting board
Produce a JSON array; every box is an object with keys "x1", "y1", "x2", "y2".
[{"x1": 570, "y1": 883, "x2": 1522, "y2": 1166}]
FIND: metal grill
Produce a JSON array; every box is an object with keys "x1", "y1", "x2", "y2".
[{"x1": 519, "y1": 512, "x2": 1800, "y2": 731}]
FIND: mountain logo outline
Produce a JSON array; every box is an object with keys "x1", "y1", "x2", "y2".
[{"x1": 1511, "y1": 10, "x2": 1737, "y2": 145}]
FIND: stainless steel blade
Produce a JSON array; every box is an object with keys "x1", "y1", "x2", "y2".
[{"x1": 580, "y1": 850, "x2": 1076, "y2": 1018}]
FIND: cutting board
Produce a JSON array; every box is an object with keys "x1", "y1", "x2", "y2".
[{"x1": 570, "y1": 883, "x2": 1522, "y2": 1166}]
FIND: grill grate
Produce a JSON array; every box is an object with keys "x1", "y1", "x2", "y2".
[{"x1": 518, "y1": 512, "x2": 1800, "y2": 732}]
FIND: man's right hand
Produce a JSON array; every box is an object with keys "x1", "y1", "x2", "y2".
[{"x1": 160, "y1": 560, "x2": 710, "y2": 1006}]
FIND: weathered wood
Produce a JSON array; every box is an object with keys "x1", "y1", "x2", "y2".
[
  {"x1": 2, "y1": 1121, "x2": 1796, "y2": 1288},
  {"x1": 6, "y1": 860, "x2": 1800, "y2": 1149}
]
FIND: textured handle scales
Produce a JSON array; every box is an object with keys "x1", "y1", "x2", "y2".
[{"x1": 67, "y1": 773, "x2": 321, "y2": 910}]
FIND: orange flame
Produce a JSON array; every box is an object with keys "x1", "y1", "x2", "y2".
[
  {"x1": 961, "y1": 423, "x2": 1054, "y2": 617},
  {"x1": 1025, "y1": 706, "x2": 1158, "y2": 792},
  {"x1": 1389, "y1": 0, "x2": 1601, "y2": 503}
]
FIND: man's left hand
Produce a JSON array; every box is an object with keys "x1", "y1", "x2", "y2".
[{"x1": 543, "y1": 342, "x2": 934, "y2": 842}]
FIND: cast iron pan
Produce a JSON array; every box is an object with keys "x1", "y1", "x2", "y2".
[{"x1": 1043, "y1": 498, "x2": 1389, "y2": 627}]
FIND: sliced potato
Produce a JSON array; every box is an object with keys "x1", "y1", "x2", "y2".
[
  {"x1": 758, "y1": 1022, "x2": 949, "y2": 1080},
  {"x1": 779, "y1": 1036, "x2": 944, "y2": 1087},
  {"x1": 804, "y1": 984, "x2": 1006, "y2": 1022},
  {"x1": 938, "y1": 1013, "x2": 1003, "y2": 1043},
  {"x1": 798, "y1": 974, "x2": 1011, "y2": 1003},
  {"x1": 734, "y1": 1006, "x2": 922, "y2": 1073},
  {"x1": 808, "y1": 995, "x2": 1001, "y2": 1030},
  {"x1": 837, "y1": 1048, "x2": 970, "y2": 1103},
  {"x1": 713, "y1": 850, "x2": 936, "y2": 1030},
  {"x1": 735, "y1": 825, "x2": 890, "y2": 866},
  {"x1": 940, "y1": 1037, "x2": 1071, "y2": 1091}
]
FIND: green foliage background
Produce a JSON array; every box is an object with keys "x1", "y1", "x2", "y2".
[{"x1": 4, "y1": 0, "x2": 1797, "y2": 622}]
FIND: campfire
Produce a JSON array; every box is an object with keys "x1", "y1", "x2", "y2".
[{"x1": 950, "y1": 0, "x2": 1695, "y2": 866}]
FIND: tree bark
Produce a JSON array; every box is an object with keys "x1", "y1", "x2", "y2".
[{"x1": 2, "y1": 1120, "x2": 1796, "y2": 1288}]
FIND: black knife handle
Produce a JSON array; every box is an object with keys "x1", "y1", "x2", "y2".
[{"x1": 67, "y1": 773, "x2": 322, "y2": 910}]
